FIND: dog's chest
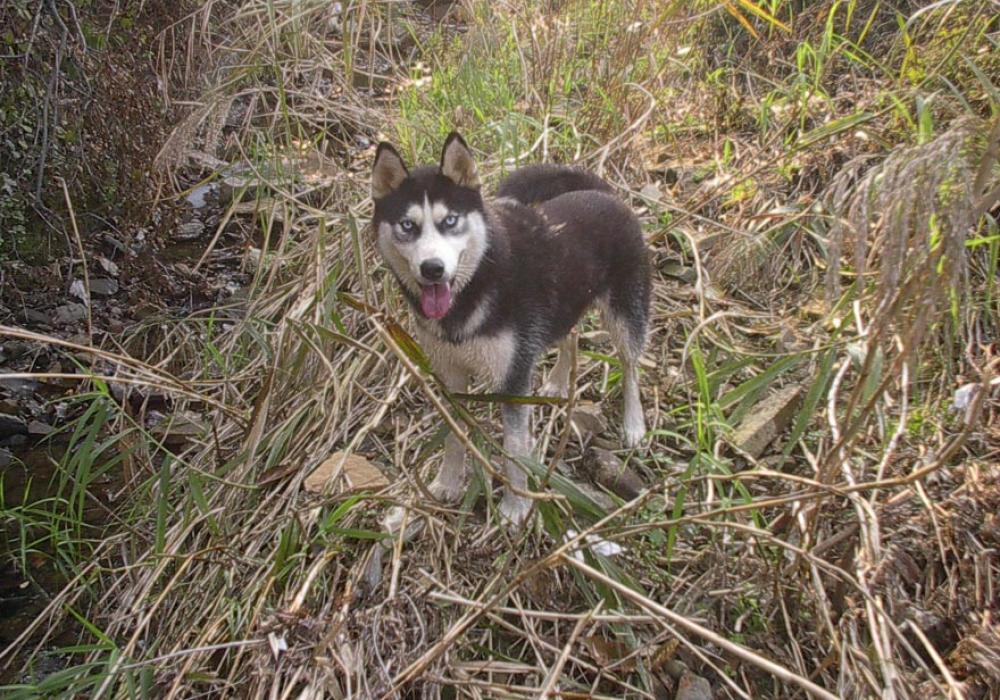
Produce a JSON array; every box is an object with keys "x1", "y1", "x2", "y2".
[{"x1": 416, "y1": 326, "x2": 516, "y2": 388}]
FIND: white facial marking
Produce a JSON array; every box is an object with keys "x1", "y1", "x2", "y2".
[
  {"x1": 377, "y1": 194, "x2": 489, "y2": 312},
  {"x1": 383, "y1": 195, "x2": 464, "y2": 285},
  {"x1": 431, "y1": 201, "x2": 449, "y2": 221},
  {"x1": 405, "y1": 203, "x2": 424, "y2": 226}
]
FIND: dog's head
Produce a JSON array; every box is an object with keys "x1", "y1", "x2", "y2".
[{"x1": 370, "y1": 132, "x2": 488, "y2": 321}]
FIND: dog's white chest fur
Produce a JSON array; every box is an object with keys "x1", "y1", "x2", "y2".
[{"x1": 415, "y1": 325, "x2": 515, "y2": 389}]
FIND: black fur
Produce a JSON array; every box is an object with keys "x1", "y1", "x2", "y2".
[
  {"x1": 372, "y1": 157, "x2": 649, "y2": 395},
  {"x1": 496, "y1": 163, "x2": 614, "y2": 206}
]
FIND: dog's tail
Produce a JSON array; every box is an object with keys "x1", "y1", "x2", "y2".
[{"x1": 495, "y1": 164, "x2": 614, "y2": 206}]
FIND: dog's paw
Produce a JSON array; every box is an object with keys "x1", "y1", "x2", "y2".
[
  {"x1": 623, "y1": 415, "x2": 647, "y2": 449},
  {"x1": 428, "y1": 475, "x2": 466, "y2": 504},
  {"x1": 382, "y1": 505, "x2": 424, "y2": 541},
  {"x1": 539, "y1": 379, "x2": 569, "y2": 399},
  {"x1": 498, "y1": 492, "x2": 533, "y2": 528}
]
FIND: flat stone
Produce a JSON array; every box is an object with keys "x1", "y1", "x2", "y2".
[
  {"x1": 582, "y1": 447, "x2": 647, "y2": 500},
  {"x1": 674, "y1": 671, "x2": 712, "y2": 700},
  {"x1": 728, "y1": 384, "x2": 803, "y2": 458},
  {"x1": 88, "y1": 277, "x2": 119, "y2": 297},
  {"x1": 53, "y1": 303, "x2": 87, "y2": 325},
  {"x1": 640, "y1": 183, "x2": 663, "y2": 203},
  {"x1": 23, "y1": 308, "x2": 52, "y2": 326},
  {"x1": 27, "y1": 420, "x2": 53, "y2": 436},
  {"x1": 174, "y1": 221, "x2": 206, "y2": 241},
  {"x1": 0, "y1": 373, "x2": 42, "y2": 397}
]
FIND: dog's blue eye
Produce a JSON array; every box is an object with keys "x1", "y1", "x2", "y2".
[
  {"x1": 399, "y1": 219, "x2": 415, "y2": 233},
  {"x1": 444, "y1": 214, "x2": 458, "y2": 228}
]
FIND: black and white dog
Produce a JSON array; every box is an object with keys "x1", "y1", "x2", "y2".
[{"x1": 371, "y1": 132, "x2": 650, "y2": 525}]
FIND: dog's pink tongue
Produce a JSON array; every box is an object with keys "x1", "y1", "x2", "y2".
[{"x1": 420, "y1": 283, "x2": 452, "y2": 319}]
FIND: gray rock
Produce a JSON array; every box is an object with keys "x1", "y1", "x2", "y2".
[
  {"x1": 23, "y1": 308, "x2": 52, "y2": 326},
  {"x1": 53, "y1": 303, "x2": 87, "y2": 325},
  {"x1": 640, "y1": 183, "x2": 663, "y2": 203},
  {"x1": 1, "y1": 341, "x2": 31, "y2": 359},
  {"x1": 102, "y1": 233, "x2": 128, "y2": 254},
  {"x1": 582, "y1": 447, "x2": 647, "y2": 500},
  {"x1": 27, "y1": 420, "x2": 53, "y2": 436},
  {"x1": 658, "y1": 261, "x2": 697, "y2": 283},
  {"x1": 88, "y1": 277, "x2": 119, "y2": 297},
  {"x1": 674, "y1": 671, "x2": 711, "y2": 700},
  {"x1": 728, "y1": 384, "x2": 803, "y2": 458},
  {"x1": 0, "y1": 373, "x2": 42, "y2": 397},
  {"x1": 174, "y1": 221, "x2": 206, "y2": 241},
  {"x1": 0, "y1": 413, "x2": 28, "y2": 437},
  {"x1": 0, "y1": 448, "x2": 11, "y2": 469}
]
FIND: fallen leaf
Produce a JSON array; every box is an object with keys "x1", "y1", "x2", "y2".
[
  {"x1": 582, "y1": 636, "x2": 635, "y2": 671},
  {"x1": 97, "y1": 255, "x2": 119, "y2": 276},
  {"x1": 565, "y1": 528, "x2": 624, "y2": 561},
  {"x1": 570, "y1": 401, "x2": 607, "y2": 436},
  {"x1": 151, "y1": 412, "x2": 207, "y2": 445},
  {"x1": 650, "y1": 638, "x2": 680, "y2": 673},
  {"x1": 69, "y1": 279, "x2": 89, "y2": 306},
  {"x1": 304, "y1": 451, "x2": 388, "y2": 494}
]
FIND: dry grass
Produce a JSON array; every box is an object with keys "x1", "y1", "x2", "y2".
[{"x1": 3, "y1": 1, "x2": 1000, "y2": 698}]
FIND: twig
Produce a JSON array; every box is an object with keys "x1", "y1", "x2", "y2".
[
  {"x1": 59, "y1": 176, "x2": 92, "y2": 346},
  {"x1": 561, "y1": 555, "x2": 840, "y2": 700}
]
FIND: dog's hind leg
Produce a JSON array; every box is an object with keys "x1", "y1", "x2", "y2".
[
  {"x1": 600, "y1": 287, "x2": 649, "y2": 448},
  {"x1": 428, "y1": 365, "x2": 470, "y2": 503},
  {"x1": 539, "y1": 334, "x2": 575, "y2": 398},
  {"x1": 620, "y1": 349, "x2": 646, "y2": 448}
]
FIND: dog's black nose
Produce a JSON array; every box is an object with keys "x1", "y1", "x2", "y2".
[{"x1": 420, "y1": 259, "x2": 445, "y2": 281}]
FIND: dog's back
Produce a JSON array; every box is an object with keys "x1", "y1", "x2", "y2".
[{"x1": 496, "y1": 164, "x2": 613, "y2": 206}]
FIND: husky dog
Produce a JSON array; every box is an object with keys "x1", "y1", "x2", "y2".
[{"x1": 371, "y1": 133, "x2": 650, "y2": 525}]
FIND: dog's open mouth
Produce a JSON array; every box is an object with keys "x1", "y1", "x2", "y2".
[{"x1": 420, "y1": 282, "x2": 452, "y2": 320}]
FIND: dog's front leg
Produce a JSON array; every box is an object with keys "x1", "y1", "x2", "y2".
[
  {"x1": 428, "y1": 365, "x2": 470, "y2": 504},
  {"x1": 498, "y1": 401, "x2": 533, "y2": 526}
]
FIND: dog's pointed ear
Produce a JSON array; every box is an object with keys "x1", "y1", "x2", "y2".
[
  {"x1": 439, "y1": 132, "x2": 479, "y2": 189},
  {"x1": 372, "y1": 143, "x2": 409, "y2": 200}
]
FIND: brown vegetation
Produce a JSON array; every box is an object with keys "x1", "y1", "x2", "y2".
[{"x1": 2, "y1": 1, "x2": 999, "y2": 698}]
